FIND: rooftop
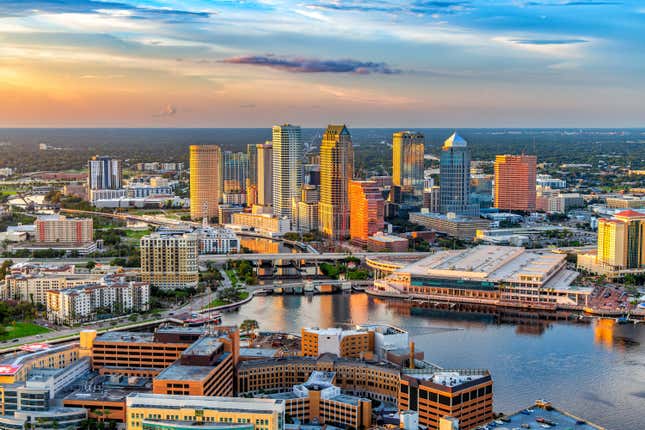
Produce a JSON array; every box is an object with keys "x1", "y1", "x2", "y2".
[
  {"x1": 402, "y1": 369, "x2": 490, "y2": 388},
  {"x1": 239, "y1": 348, "x2": 280, "y2": 358},
  {"x1": 182, "y1": 336, "x2": 223, "y2": 357},
  {"x1": 443, "y1": 132, "x2": 467, "y2": 149},
  {"x1": 155, "y1": 362, "x2": 220, "y2": 381},
  {"x1": 95, "y1": 331, "x2": 154, "y2": 343},
  {"x1": 126, "y1": 392, "x2": 284, "y2": 412},
  {"x1": 491, "y1": 403, "x2": 605, "y2": 430}
]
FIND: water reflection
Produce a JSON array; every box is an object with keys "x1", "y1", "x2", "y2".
[{"x1": 221, "y1": 293, "x2": 645, "y2": 430}]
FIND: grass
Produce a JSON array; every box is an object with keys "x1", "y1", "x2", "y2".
[
  {"x1": 0, "y1": 322, "x2": 50, "y2": 341},
  {"x1": 203, "y1": 291, "x2": 249, "y2": 309},
  {"x1": 124, "y1": 229, "x2": 152, "y2": 240}
]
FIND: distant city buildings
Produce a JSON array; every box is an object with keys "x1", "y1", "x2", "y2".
[
  {"x1": 230, "y1": 212, "x2": 291, "y2": 236},
  {"x1": 494, "y1": 154, "x2": 537, "y2": 211},
  {"x1": 349, "y1": 180, "x2": 384, "y2": 247},
  {"x1": 392, "y1": 131, "x2": 425, "y2": 197},
  {"x1": 272, "y1": 124, "x2": 303, "y2": 219},
  {"x1": 536, "y1": 174, "x2": 567, "y2": 189},
  {"x1": 189, "y1": 144, "x2": 222, "y2": 220},
  {"x1": 256, "y1": 142, "x2": 273, "y2": 208},
  {"x1": 222, "y1": 150, "x2": 249, "y2": 193},
  {"x1": 88, "y1": 155, "x2": 122, "y2": 190},
  {"x1": 35, "y1": 215, "x2": 93, "y2": 245},
  {"x1": 292, "y1": 184, "x2": 320, "y2": 233},
  {"x1": 140, "y1": 233, "x2": 199, "y2": 289},
  {"x1": 409, "y1": 212, "x2": 491, "y2": 240},
  {"x1": 439, "y1": 133, "x2": 479, "y2": 217},
  {"x1": 319, "y1": 125, "x2": 353, "y2": 240}
]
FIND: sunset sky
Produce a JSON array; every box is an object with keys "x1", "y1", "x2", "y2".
[{"x1": 1, "y1": 0, "x2": 644, "y2": 127}]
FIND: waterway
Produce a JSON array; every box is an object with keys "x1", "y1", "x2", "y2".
[{"x1": 221, "y1": 293, "x2": 644, "y2": 430}]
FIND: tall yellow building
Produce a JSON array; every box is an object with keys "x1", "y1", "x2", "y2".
[
  {"x1": 319, "y1": 125, "x2": 353, "y2": 240},
  {"x1": 190, "y1": 145, "x2": 222, "y2": 220},
  {"x1": 140, "y1": 233, "x2": 199, "y2": 289},
  {"x1": 597, "y1": 210, "x2": 645, "y2": 269}
]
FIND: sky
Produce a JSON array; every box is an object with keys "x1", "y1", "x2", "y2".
[{"x1": 0, "y1": 0, "x2": 644, "y2": 128}]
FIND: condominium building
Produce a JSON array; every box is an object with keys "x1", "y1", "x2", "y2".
[
  {"x1": 392, "y1": 131, "x2": 425, "y2": 196},
  {"x1": 34, "y1": 215, "x2": 93, "y2": 244},
  {"x1": 1, "y1": 270, "x2": 103, "y2": 306},
  {"x1": 272, "y1": 124, "x2": 303, "y2": 219},
  {"x1": 319, "y1": 125, "x2": 353, "y2": 240},
  {"x1": 88, "y1": 156, "x2": 122, "y2": 190},
  {"x1": 494, "y1": 154, "x2": 537, "y2": 211},
  {"x1": 197, "y1": 226, "x2": 240, "y2": 254},
  {"x1": 257, "y1": 142, "x2": 273, "y2": 207},
  {"x1": 547, "y1": 193, "x2": 584, "y2": 213},
  {"x1": 605, "y1": 195, "x2": 645, "y2": 209},
  {"x1": 230, "y1": 213, "x2": 291, "y2": 236},
  {"x1": 222, "y1": 151, "x2": 249, "y2": 193},
  {"x1": 190, "y1": 144, "x2": 222, "y2": 220},
  {"x1": 349, "y1": 180, "x2": 384, "y2": 247},
  {"x1": 125, "y1": 393, "x2": 285, "y2": 430},
  {"x1": 399, "y1": 368, "x2": 493, "y2": 430},
  {"x1": 247, "y1": 143, "x2": 258, "y2": 187},
  {"x1": 46, "y1": 282, "x2": 150, "y2": 325},
  {"x1": 292, "y1": 185, "x2": 319, "y2": 233},
  {"x1": 140, "y1": 233, "x2": 199, "y2": 289},
  {"x1": 439, "y1": 132, "x2": 479, "y2": 217}
]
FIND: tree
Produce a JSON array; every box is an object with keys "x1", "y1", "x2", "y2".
[
  {"x1": 0, "y1": 259, "x2": 13, "y2": 280},
  {"x1": 240, "y1": 319, "x2": 259, "y2": 346},
  {"x1": 86, "y1": 261, "x2": 96, "y2": 270}
]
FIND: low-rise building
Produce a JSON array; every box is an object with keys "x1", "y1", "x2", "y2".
[
  {"x1": 231, "y1": 213, "x2": 291, "y2": 236},
  {"x1": 125, "y1": 393, "x2": 285, "y2": 430},
  {"x1": 367, "y1": 233, "x2": 409, "y2": 252},
  {"x1": 409, "y1": 212, "x2": 491, "y2": 240}
]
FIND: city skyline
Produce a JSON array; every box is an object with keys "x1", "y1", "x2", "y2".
[{"x1": 1, "y1": 1, "x2": 644, "y2": 128}]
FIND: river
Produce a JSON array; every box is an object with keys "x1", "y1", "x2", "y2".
[{"x1": 220, "y1": 293, "x2": 644, "y2": 430}]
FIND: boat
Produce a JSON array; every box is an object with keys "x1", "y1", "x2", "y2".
[
  {"x1": 520, "y1": 410, "x2": 530, "y2": 415},
  {"x1": 501, "y1": 417, "x2": 511, "y2": 423},
  {"x1": 495, "y1": 420, "x2": 505, "y2": 425},
  {"x1": 540, "y1": 425, "x2": 551, "y2": 429},
  {"x1": 521, "y1": 424, "x2": 531, "y2": 429},
  {"x1": 184, "y1": 313, "x2": 222, "y2": 327},
  {"x1": 575, "y1": 420, "x2": 586, "y2": 425},
  {"x1": 536, "y1": 418, "x2": 556, "y2": 426}
]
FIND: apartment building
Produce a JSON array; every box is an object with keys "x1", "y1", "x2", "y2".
[{"x1": 140, "y1": 233, "x2": 199, "y2": 289}]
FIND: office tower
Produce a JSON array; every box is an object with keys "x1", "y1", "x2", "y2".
[
  {"x1": 222, "y1": 151, "x2": 249, "y2": 193},
  {"x1": 392, "y1": 131, "x2": 425, "y2": 196},
  {"x1": 494, "y1": 154, "x2": 537, "y2": 211},
  {"x1": 35, "y1": 215, "x2": 93, "y2": 244},
  {"x1": 246, "y1": 143, "x2": 258, "y2": 187},
  {"x1": 439, "y1": 132, "x2": 479, "y2": 217},
  {"x1": 597, "y1": 210, "x2": 645, "y2": 270},
  {"x1": 189, "y1": 145, "x2": 221, "y2": 220},
  {"x1": 256, "y1": 142, "x2": 273, "y2": 207},
  {"x1": 292, "y1": 184, "x2": 320, "y2": 232},
  {"x1": 349, "y1": 180, "x2": 384, "y2": 247},
  {"x1": 140, "y1": 233, "x2": 199, "y2": 289},
  {"x1": 272, "y1": 124, "x2": 303, "y2": 219},
  {"x1": 319, "y1": 125, "x2": 353, "y2": 240},
  {"x1": 88, "y1": 156, "x2": 122, "y2": 190}
]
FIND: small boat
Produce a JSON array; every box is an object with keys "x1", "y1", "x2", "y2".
[
  {"x1": 575, "y1": 420, "x2": 586, "y2": 425},
  {"x1": 501, "y1": 417, "x2": 511, "y2": 423},
  {"x1": 520, "y1": 410, "x2": 531, "y2": 415},
  {"x1": 495, "y1": 420, "x2": 505, "y2": 425},
  {"x1": 540, "y1": 425, "x2": 551, "y2": 429},
  {"x1": 526, "y1": 409, "x2": 535, "y2": 413},
  {"x1": 536, "y1": 418, "x2": 556, "y2": 426},
  {"x1": 521, "y1": 425, "x2": 531, "y2": 429}
]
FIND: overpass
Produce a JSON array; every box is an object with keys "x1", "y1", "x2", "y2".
[{"x1": 199, "y1": 251, "x2": 432, "y2": 264}]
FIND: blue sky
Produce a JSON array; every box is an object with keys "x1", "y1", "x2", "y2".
[{"x1": 0, "y1": 0, "x2": 643, "y2": 127}]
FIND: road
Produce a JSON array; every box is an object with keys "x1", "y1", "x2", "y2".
[{"x1": 199, "y1": 251, "x2": 433, "y2": 263}]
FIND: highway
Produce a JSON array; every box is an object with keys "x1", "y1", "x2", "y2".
[{"x1": 199, "y1": 251, "x2": 433, "y2": 263}]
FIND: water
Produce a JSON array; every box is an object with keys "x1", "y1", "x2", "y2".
[{"x1": 221, "y1": 293, "x2": 645, "y2": 430}]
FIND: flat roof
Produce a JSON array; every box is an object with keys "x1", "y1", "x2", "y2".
[
  {"x1": 493, "y1": 404, "x2": 604, "y2": 430},
  {"x1": 126, "y1": 392, "x2": 284, "y2": 412},
  {"x1": 402, "y1": 370, "x2": 489, "y2": 388},
  {"x1": 182, "y1": 337, "x2": 223, "y2": 357},
  {"x1": 95, "y1": 332, "x2": 155, "y2": 343},
  {"x1": 239, "y1": 348, "x2": 279, "y2": 358},
  {"x1": 155, "y1": 363, "x2": 219, "y2": 382}
]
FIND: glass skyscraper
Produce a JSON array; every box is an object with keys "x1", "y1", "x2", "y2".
[{"x1": 439, "y1": 132, "x2": 479, "y2": 217}]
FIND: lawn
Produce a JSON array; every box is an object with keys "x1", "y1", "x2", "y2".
[
  {"x1": 203, "y1": 291, "x2": 249, "y2": 309},
  {"x1": 0, "y1": 322, "x2": 50, "y2": 341},
  {"x1": 124, "y1": 229, "x2": 152, "y2": 240}
]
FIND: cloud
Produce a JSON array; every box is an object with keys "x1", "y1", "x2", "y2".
[
  {"x1": 153, "y1": 104, "x2": 177, "y2": 117},
  {"x1": 220, "y1": 55, "x2": 401, "y2": 74},
  {"x1": 524, "y1": 1, "x2": 622, "y2": 6},
  {"x1": 305, "y1": 1, "x2": 472, "y2": 15},
  {"x1": 510, "y1": 38, "x2": 589, "y2": 45}
]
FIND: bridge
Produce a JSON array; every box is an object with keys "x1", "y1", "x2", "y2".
[{"x1": 199, "y1": 251, "x2": 432, "y2": 264}]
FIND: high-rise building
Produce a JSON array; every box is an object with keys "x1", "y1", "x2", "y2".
[
  {"x1": 439, "y1": 132, "x2": 479, "y2": 217},
  {"x1": 140, "y1": 233, "x2": 199, "y2": 289},
  {"x1": 222, "y1": 151, "x2": 249, "y2": 193},
  {"x1": 272, "y1": 124, "x2": 303, "y2": 219},
  {"x1": 292, "y1": 184, "x2": 320, "y2": 232},
  {"x1": 319, "y1": 125, "x2": 353, "y2": 240},
  {"x1": 189, "y1": 145, "x2": 221, "y2": 220},
  {"x1": 392, "y1": 131, "x2": 425, "y2": 196},
  {"x1": 35, "y1": 215, "x2": 93, "y2": 244},
  {"x1": 597, "y1": 210, "x2": 645, "y2": 270},
  {"x1": 494, "y1": 154, "x2": 537, "y2": 211},
  {"x1": 349, "y1": 180, "x2": 384, "y2": 247},
  {"x1": 246, "y1": 143, "x2": 258, "y2": 187},
  {"x1": 88, "y1": 156, "x2": 122, "y2": 190},
  {"x1": 256, "y1": 142, "x2": 273, "y2": 207}
]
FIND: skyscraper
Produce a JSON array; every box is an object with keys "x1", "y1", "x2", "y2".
[
  {"x1": 190, "y1": 145, "x2": 221, "y2": 220},
  {"x1": 597, "y1": 210, "x2": 645, "y2": 270},
  {"x1": 349, "y1": 180, "x2": 384, "y2": 247},
  {"x1": 494, "y1": 154, "x2": 537, "y2": 211},
  {"x1": 319, "y1": 125, "x2": 353, "y2": 240},
  {"x1": 256, "y1": 142, "x2": 273, "y2": 207},
  {"x1": 222, "y1": 151, "x2": 249, "y2": 193},
  {"x1": 246, "y1": 143, "x2": 258, "y2": 187},
  {"x1": 392, "y1": 131, "x2": 425, "y2": 196},
  {"x1": 88, "y1": 156, "x2": 122, "y2": 190},
  {"x1": 272, "y1": 124, "x2": 303, "y2": 219},
  {"x1": 439, "y1": 132, "x2": 479, "y2": 217}
]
